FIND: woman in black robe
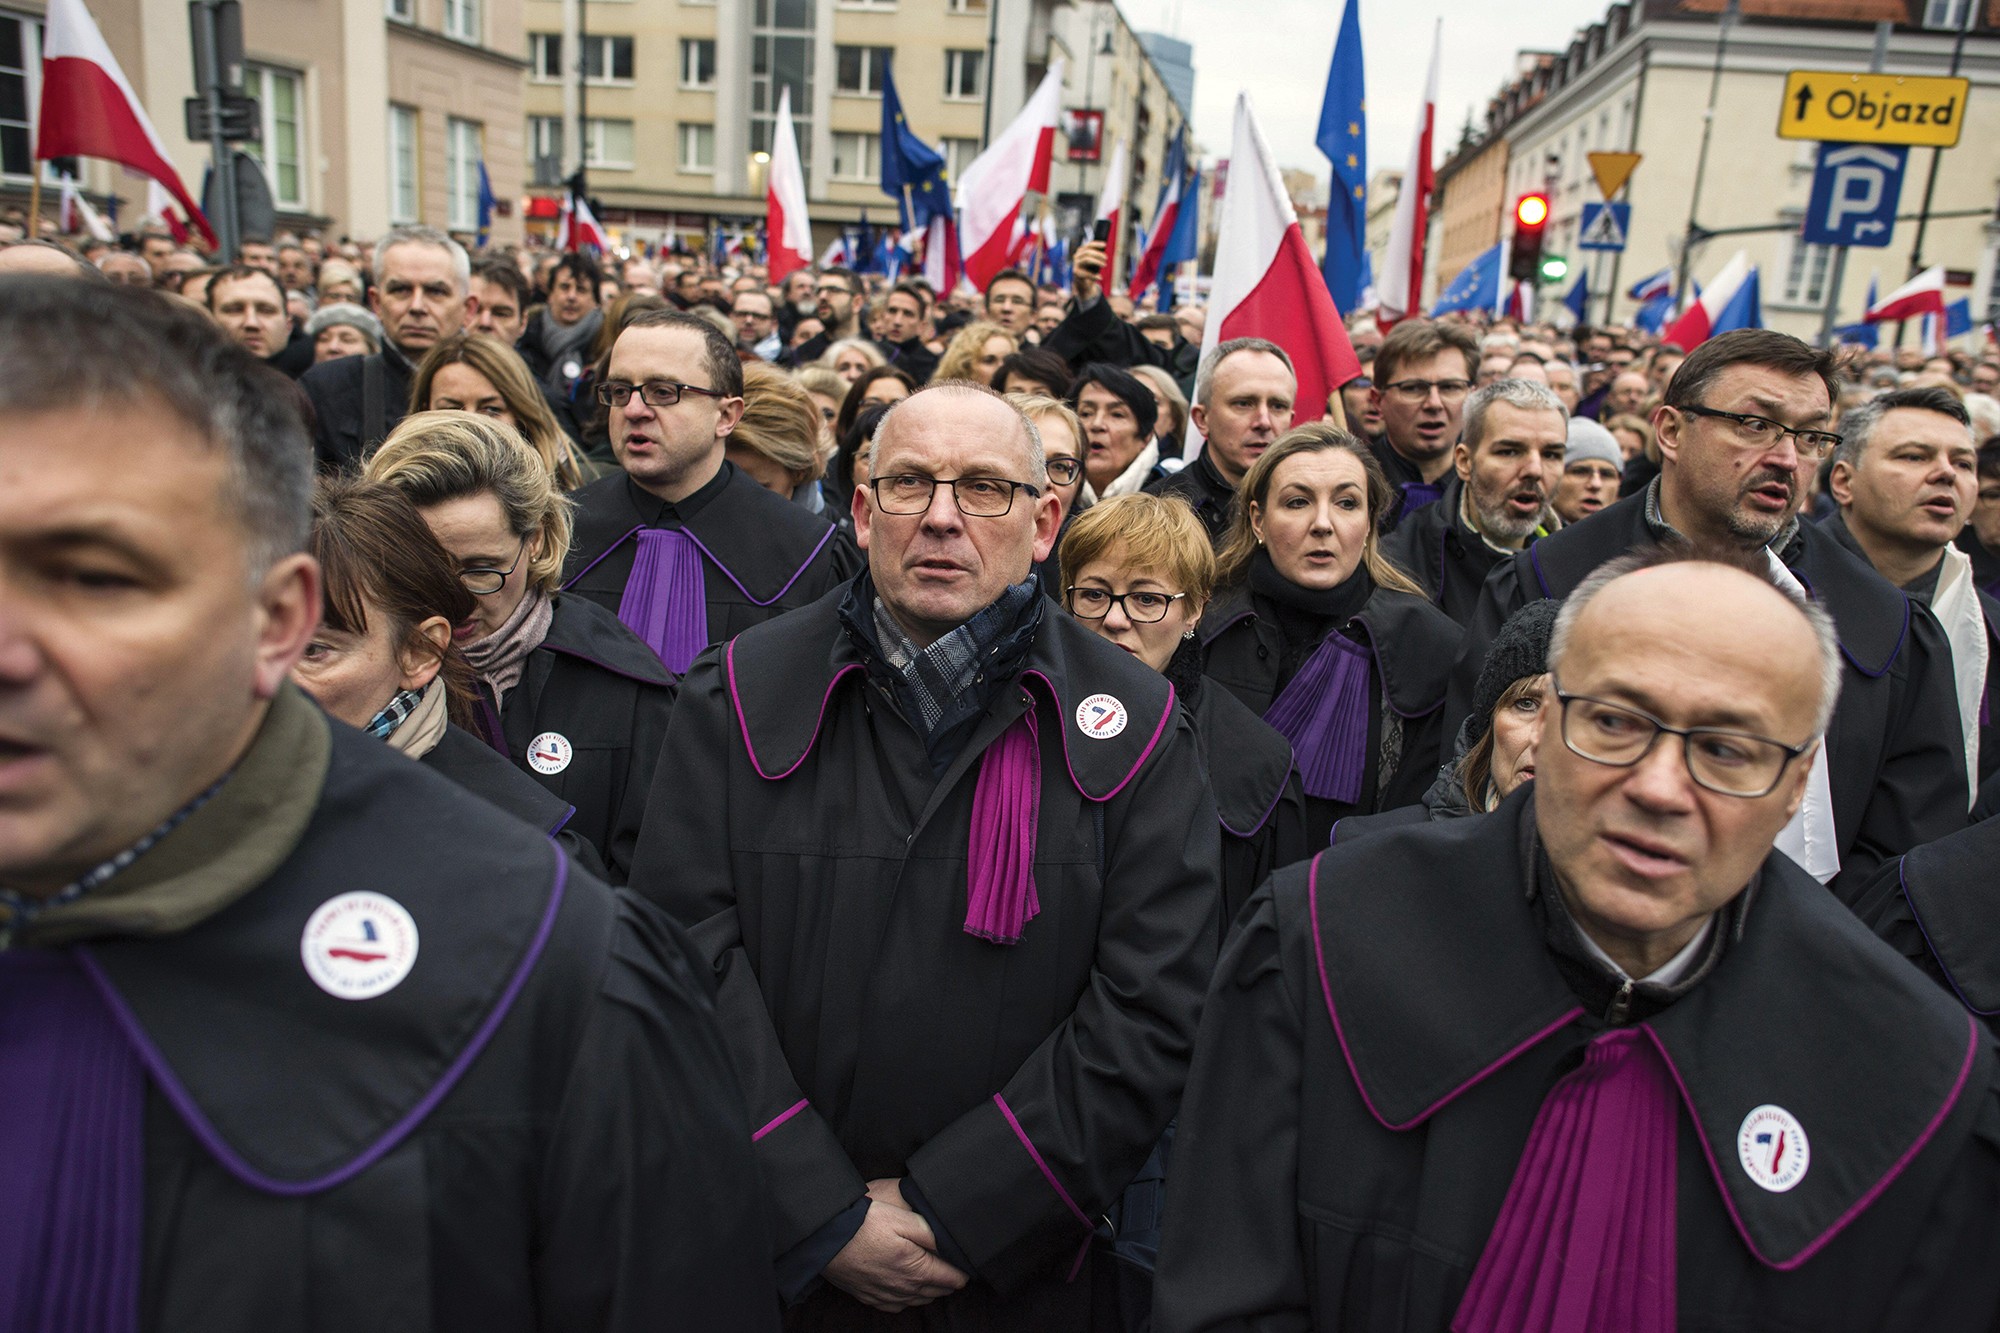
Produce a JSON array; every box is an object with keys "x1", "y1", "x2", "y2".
[{"x1": 1200, "y1": 424, "x2": 1462, "y2": 847}]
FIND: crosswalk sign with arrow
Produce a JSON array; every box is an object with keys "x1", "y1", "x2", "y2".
[{"x1": 1577, "y1": 202, "x2": 1630, "y2": 252}]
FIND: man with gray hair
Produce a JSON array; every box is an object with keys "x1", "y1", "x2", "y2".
[
  {"x1": 1384, "y1": 377, "x2": 1567, "y2": 625},
  {"x1": 1161, "y1": 546, "x2": 2000, "y2": 1331},
  {"x1": 629, "y1": 382, "x2": 1220, "y2": 1322},
  {"x1": 1145, "y1": 336, "x2": 1297, "y2": 543},
  {"x1": 1823, "y1": 385, "x2": 1998, "y2": 790},
  {"x1": 300, "y1": 225, "x2": 471, "y2": 469}
]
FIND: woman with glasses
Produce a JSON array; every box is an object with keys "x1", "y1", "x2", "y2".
[
  {"x1": 1202, "y1": 424, "x2": 1461, "y2": 847},
  {"x1": 366, "y1": 412, "x2": 676, "y2": 882},
  {"x1": 1013, "y1": 393, "x2": 1091, "y2": 593},
  {"x1": 291, "y1": 475, "x2": 607, "y2": 876},
  {"x1": 408, "y1": 331, "x2": 596, "y2": 491}
]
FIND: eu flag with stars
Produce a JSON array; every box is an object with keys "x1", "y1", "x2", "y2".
[
  {"x1": 881, "y1": 56, "x2": 950, "y2": 232},
  {"x1": 1316, "y1": 0, "x2": 1367, "y2": 314},
  {"x1": 476, "y1": 161, "x2": 496, "y2": 248}
]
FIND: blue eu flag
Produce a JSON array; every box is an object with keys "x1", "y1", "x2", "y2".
[
  {"x1": 881, "y1": 57, "x2": 950, "y2": 232},
  {"x1": 1316, "y1": 0, "x2": 1367, "y2": 314},
  {"x1": 475, "y1": 161, "x2": 496, "y2": 248}
]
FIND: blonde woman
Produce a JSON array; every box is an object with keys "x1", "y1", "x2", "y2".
[
  {"x1": 365, "y1": 411, "x2": 675, "y2": 880},
  {"x1": 726, "y1": 362, "x2": 827, "y2": 509},
  {"x1": 408, "y1": 331, "x2": 596, "y2": 490},
  {"x1": 1201, "y1": 423, "x2": 1462, "y2": 845},
  {"x1": 933, "y1": 319, "x2": 1016, "y2": 386},
  {"x1": 821, "y1": 336, "x2": 885, "y2": 383}
]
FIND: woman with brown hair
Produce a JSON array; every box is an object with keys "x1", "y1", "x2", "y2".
[
  {"x1": 408, "y1": 331, "x2": 595, "y2": 490},
  {"x1": 292, "y1": 475, "x2": 606, "y2": 873},
  {"x1": 1201, "y1": 423, "x2": 1462, "y2": 845},
  {"x1": 726, "y1": 361, "x2": 828, "y2": 505}
]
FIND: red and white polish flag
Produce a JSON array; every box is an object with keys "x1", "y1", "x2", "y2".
[
  {"x1": 765, "y1": 86, "x2": 813, "y2": 283},
  {"x1": 956, "y1": 61, "x2": 1065, "y2": 291},
  {"x1": 1092, "y1": 137, "x2": 1127, "y2": 287},
  {"x1": 1376, "y1": 21, "x2": 1439, "y2": 328},
  {"x1": 1865, "y1": 265, "x2": 1947, "y2": 324}
]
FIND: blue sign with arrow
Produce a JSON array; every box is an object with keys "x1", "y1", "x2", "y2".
[{"x1": 1802, "y1": 143, "x2": 1907, "y2": 247}]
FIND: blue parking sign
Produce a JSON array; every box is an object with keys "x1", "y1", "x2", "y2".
[{"x1": 1803, "y1": 143, "x2": 1908, "y2": 247}]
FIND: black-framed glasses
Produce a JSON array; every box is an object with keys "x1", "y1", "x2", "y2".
[
  {"x1": 459, "y1": 538, "x2": 528, "y2": 596},
  {"x1": 595, "y1": 379, "x2": 728, "y2": 409},
  {"x1": 1674, "y1": 404, "x2": 1843, "y2": 459},
  {"x1": 869, "y1": 474, "x2": 1041, "y2": 517},
  {"x1": 1552, "y1": 683, "x2": 1815, "y2": 798},
  {"x1": 1045, "y1": 456, "x2": 1083, "y2": 487},
  {"x1": 1383, "y1": 378, "x2": 1473, "y2": 403},
  {"x1": 1065, "y1": 586, "x2": 1187, "y2": 623}
]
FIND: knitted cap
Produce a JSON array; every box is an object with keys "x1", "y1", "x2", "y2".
[
  {"x1": 1469, "y1": 598, "x2": 1561, "y2": 741},
  {"x1": 1564, "y1": 417, "x2": 1624, "y2": 472},
  {"x1": 304, "y1": 301, "x2": 382, "y2": 349}
]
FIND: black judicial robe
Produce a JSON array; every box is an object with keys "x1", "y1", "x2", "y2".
[
  {"x1": 1144, "y1": 450, "x2": 1237, "y2": 545},
  {"x1": 1378, "y1": 478, "x2": 1515, "y2": 627},
  {"x1": 626, "y1": 590, "x2": 1221, "y2": 1324},
  {"x1": 1154, "y1": 790, "x2": 2000, "y2": 1332},
  {"x1": 475, "y1": 594, "x2": 676, "y2": 884},
  {"x1": 561, "y1": 464, "x2": 861, "y2": 650},
  {"x1": 1449, "y1": 490, "x2": 1970, "y2": 904},
  {"x1": 1184, "y1": 676, "x2": 1309, "y2": 932},
  {"x1": 88, "y1": 722, "x2": 778, "y2": 1330},
  {"x1": 1201, "y1": 583, "x2": 1458, "y2": 849},
  {"x1": 1859, "y1": 813, "x2": 2000, "y2": 1027},
  {"x1": 420, "y1": 721, "x2": 607, "y2": 879}
]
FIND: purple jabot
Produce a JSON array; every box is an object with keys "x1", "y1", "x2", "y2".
[
  {"x1": 1452, "y1": 1028, "x2": 1678, "y2": 1333},
  {"x1": 964, "y1": 710, "x2": 1041, "y2": 944},
  {"x1": 0, "y1": 952, "x2": 146, "y2": 1333},
  {"x1": 1264, "y1": 629, "x2": 1373, "y2": 804},
  {"x1": 618, "y1": 527, "x2": 710, "y2": 674},
  {"x1": 1400, "y1": 479, "x2": 1446, "y2": 514}
]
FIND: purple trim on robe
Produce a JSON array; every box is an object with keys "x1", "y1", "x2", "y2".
[
  {"x1": 562, "y1": 524, "x2": 645, "y2": 589},
  {"x1": 992, "y1": 1092, "x2": 1095, "y2": 1281},
  {"x1": 73, "y1": 843, "x2": 570, "y2": 1197},
  {"x1": 1452, "y1": 1028, "x2": 1678, "y2": 1333},
  {"x1": 473, "y1": 694, "x2": 508, "y2": 755},
  {"x1": 752, "y1": 1098, "x2": 810, "y2": 1142},
  {"x1": 1263, "y1": 629, "x2": 1374, "y2": 804},
  {"x1": 617, "y1": 527, "x2": 710, "y2": 675},
  {"x1": 1021, "y1": 670, "x2": 1174, "y2": 802},
  {"x1": 965, "y1": 710, "x2": 1041, "y2": 944},
  {"x1": 1399, "y1": 479, "x2": 1445, "y2": 514},
  {"x1": 0, "y1": 952, "x2": 144, "y2": 1333},
  {"x1": 564, "y1": 520, "x2": 837, "y2": 607},
  {"x1": 725, "y1": 643, "x2": 866, "y2": 781}
]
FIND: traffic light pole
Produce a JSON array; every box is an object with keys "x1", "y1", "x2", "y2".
[
  {"x1": 1814, "y1": 22, "x2": 1889, "y2": 351},
  {"x1": 1675, "y1": 0, "x2": 1738, "y2": 307},
  {"x1": 190, "y1": 0, "x2": 239, "y2": 260}
]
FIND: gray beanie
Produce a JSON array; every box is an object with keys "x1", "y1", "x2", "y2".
[
  {"x1": 305, "y1": 301, "x2": 382, "y2": 350},
  {"x1": 1564, "y1": 416, "x2": 1624, "y2": 472}
]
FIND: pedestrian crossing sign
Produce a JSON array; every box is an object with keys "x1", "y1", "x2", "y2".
[{"x1": 1578, "y1": 202, "x2": 1630, "y2": 253}]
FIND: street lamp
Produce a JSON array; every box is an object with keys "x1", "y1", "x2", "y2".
[{"x1": 1078, "y1": 20, "x2": 1115, "y2": 194}]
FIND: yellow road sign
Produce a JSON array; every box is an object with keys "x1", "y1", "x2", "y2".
[
  {"x1": 1779, "y1": 71, "x2": 1969, "y2": 147},
  {"x1": 1587, "y1": 151, "x2": 1642, "y2": 199}
]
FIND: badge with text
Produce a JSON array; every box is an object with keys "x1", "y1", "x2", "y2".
[
  {"x1": 301, "y1": 893, "x2": 420, "y2": 1001},
  {"x1": 527, "y1": 731, "x2": 573, "y2": 775},
  {"x1": 1076, "y1": 693, "x2": 1128, "y2": 739},
  {"x1": 1737, "y1": 1105, "x2": 1810, "y2": 1193}
]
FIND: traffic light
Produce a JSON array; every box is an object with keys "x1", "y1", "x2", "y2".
[
  {"x1": 1539, "y1": 253, "x2": 1569, "y2": 283},
  {"x1": 1509, "y1": 193, "x2": 1549, "y2": 283}
]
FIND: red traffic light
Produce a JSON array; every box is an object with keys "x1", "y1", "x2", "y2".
[{"x1": 1515, "y1": 194, "x2": 1550, "y2": 228}]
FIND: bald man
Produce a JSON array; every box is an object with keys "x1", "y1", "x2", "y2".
[
  {"x1": 628, "y1": 383, "x2": 1220, "y2": 1324},
  {"x1": 1160, "y1": 548, "x2": 2000, "y2": 1331}
]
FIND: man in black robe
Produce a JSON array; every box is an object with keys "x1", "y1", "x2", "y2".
[
  {"x1": 1145, "y1": 338, "x2": 1297, "y2": 544},
  {"x1": 0, "y1": 277, "x2": 779, "y2": 1331},
  {"x1": 1822, "y1": 385, "x2": 1998, "y2": 789},
  {"x1": 1383, "y1": 377, "x2": 1567, "y2": 625},
  {"x1": 1369, "y1": 319, "x2": 1480, "y2": 529},
  {"x1": 1158, "y1": 552, "x2": 2000, "y2": 1331},
  {"x1": 629, "y1": 383, "x2": 1221, "y2": 1326},
  {"x1": 1451, "y1": 329, "x2": 1969, "y2": 905},
  {"x1": 561, "y1": 308, "x2": 859, "y2": 675}
]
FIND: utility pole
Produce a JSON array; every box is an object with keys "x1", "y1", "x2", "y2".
[
  {"x1": 1898, "y1": 0, "x2": 1973, "y2": 347},
  {"x1": 1676, "y1": 0, "x2": 1737, "y2": 306},
  {"x1": 576, "y1": 0, "x2": 590, "y2": 204},
  {"x1": 980, "y1": 0, "x2": 1001, "y2": 149},
  {"x1": 1815, "y1": 21, "x2": 1891, "y2": 350},
  {"x1": 188, "y1": 0, "x2": 241, "y2": 259}
]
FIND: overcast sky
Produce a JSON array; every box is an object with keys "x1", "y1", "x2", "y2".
[{"x1": 1117, "y1": 0, "x2": 1619, "y2": 189}]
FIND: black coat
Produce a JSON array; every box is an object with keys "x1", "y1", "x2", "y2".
[
  {"x1": 419, "y1": 721, "x2": 607, "y2": 879},
  {"x1": 1858, "y1": 812, "x2": 2000, "y2": 1027},
  {"x1": 1144, "y1": 450, "x2": 1236, "y2": 546},
  {"x1": 1201, "y1": 582, "x2": 1460, "y2": 848},
  {"x1": 1450, "y1": 488, "x2": 1971, "y2": 905},
  {"x1": 1156, "y1": 789, "x2": 2000, "y2": 1332},
  {"x1": 471, "y1": 594, "x2": 676, "y2": 883},
  {"x1": 561, "y1": 465, "x2": 861, "y2": 654},
  {"x1": 626, "y1": 588, "x2": 1220, "y2": 1323},
  {"x1": 86, "y1": 722, "x2": 778, "y2": 1330},
  {"x1": 299, "y1": 345, "x2": 415, "y2": 471},
  {"x1": 1043, "y1": 295, "x2": 1199, "y2": 394},
  {"x1": 1378, "y1": 477, "x2": 1515, "y2": 627},
  {"x1": 878, "y1": 335, "x2": 940, "y2": 385},
  {"x1": 1182, "y1": 674, "x2": 1310, "y2": 932}
]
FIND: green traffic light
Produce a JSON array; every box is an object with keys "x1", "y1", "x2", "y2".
[{"x1": 1540, "y1": 254, "x2": 1569, "y2": 282}]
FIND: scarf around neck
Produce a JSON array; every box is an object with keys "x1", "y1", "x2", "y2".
[
  {"x1": 461, "y1": 588, "x2": 556, "y2": 709},
  {"x1": 383, "y1": 678, "x2": 451, "y2": 759}
]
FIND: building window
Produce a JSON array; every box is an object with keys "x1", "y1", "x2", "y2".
[
  {"x1": 585, "y1": 117, "x2": 635, "y2": 169},
  {"x1": 389, "y1": 105, "x2": 418, "y2": 223},
  {"x1": 830, "y1": 131, "x2": 881, "y2": 181},
  {"x1": 948, "y1": 0, "x2": 987, "y2": 11},
  {"x1": 386, "y1": 0, "x2": 414, "y2": 20},
  {"x1": 0, "y1": 15, "x2": 40, "y2": 182},
  {"x1": 1924, "y1": 0, "x2": 1973, "y2": 30},
  {"x1": 530, "y1": 34, "x2": 562, "y2": 81},
  {"x1": 943, "y1": 136, "x2": 980, "y2": 179},
  {"x1": 944, "y1": 50, "x2": 984, "y2": 101},
  {"x1": 444, "y1": 0, "x2": 481, "y2": 43},
  {"x1": 752, "y1": 0, "x2": 814, "y2": 176},
  {"x1": 584, "y1": 34, "x2": 635, "y2": 84},
  {"x1": 835, "y1": 45, "x2": 890, "y2": 95},
  {"x1": 837, "y1": 0, "x2": 896, "y2": 9},
  {"x1": 242, "y1": 65, "x2": 305, "y2": 208},
  {"x1": 679, "y1": 122, "x2": 715, "y2": 174},
  {"x1": 528, "y1": 115, "x2": 564, "y2": 184},
  {"x1": 445, "y1": 116, "x2": 481, "y2": 231},
  {"x1": 680, "y1": 38, "x2": 716, "y2": 88},
  {"x1": 1782, "y1": 225, "x2": 1833, "y2": 306}
]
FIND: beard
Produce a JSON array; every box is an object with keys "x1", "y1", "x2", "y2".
[
  {"x1": 1722, "y1": 466, "x2": 1800, "y2": 546},
  {"x1": 1471, "y1": 478, "x2": 1548, "y2": 544}
]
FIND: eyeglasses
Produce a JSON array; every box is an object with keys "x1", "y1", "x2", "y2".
[
  {"x1": 1552, "y1": 684, "x2": 1814, "y2": 798},
  {"x1": 1065, "y1": 586, "x2": 1187, "y2": 623},
  {"x1": 1045, "y1": 456, "x2": 1083, "y2": 487},
  {"x1": 1674, "y1": 404, "x2": 1843, "y2": 459},
  {"x1": 869, "y1": 474, "x2": 1042, "y2": 517},
  {"x1": 460, "y1": 537, "x2": 528, "y2": 596},
  {"x1": 1383, "y1": 378, "x2": 1473, "y2": 403},
  {"x1": 595, "y1": 380, "x2": 728, "y2": 409}
]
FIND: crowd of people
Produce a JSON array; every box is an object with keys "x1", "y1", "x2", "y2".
[{"x1": 6, "y1": 210, "x2": 2000, "y2": 1331}]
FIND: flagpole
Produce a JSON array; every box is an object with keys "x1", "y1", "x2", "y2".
[{"x1": 27, "y1": 171, "x2": 41, "y2": 239}]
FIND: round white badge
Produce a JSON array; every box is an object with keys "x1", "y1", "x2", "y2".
[
  {"x1": 526, "y1": 731, "x2": 573, "y2": 775},
  {"x1": 1737, "y1": 1105, "x2": 1810, "y2": 1193},
  {"x1": 1076, "y1": 693, "x2": 1129, "y2": 740},
  {"x1": 300, "y1": 893, "x2": 420, "y2": 1001}
]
